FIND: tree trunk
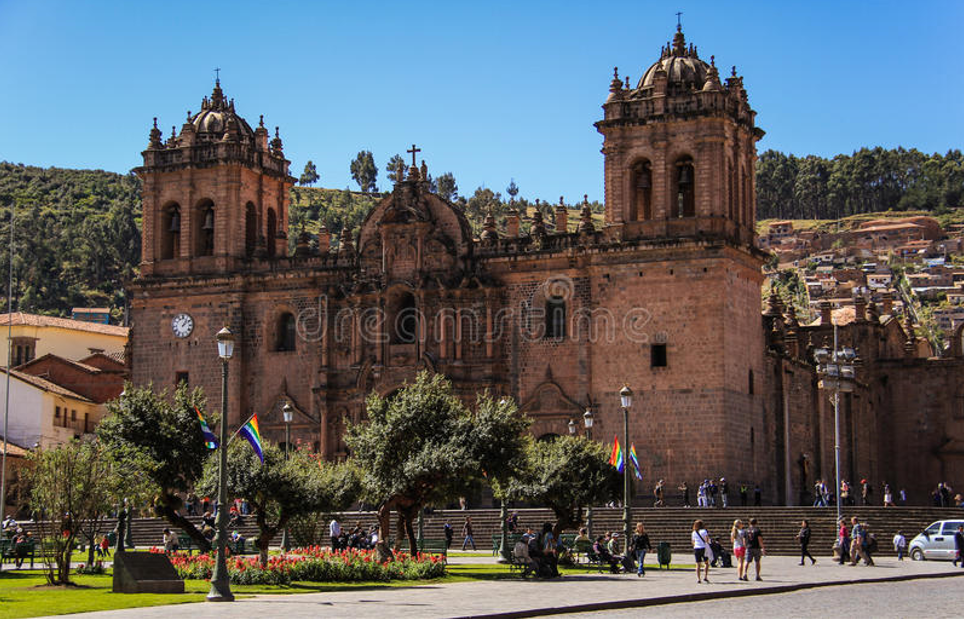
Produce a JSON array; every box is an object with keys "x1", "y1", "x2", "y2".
[
  {"x1": 404, "y1": 510, "x2": 418, "y2": 557},
  {"x1": 395, "y1": 511, "x2": 407, "y2": 553},
  {"x1": 154, "y1": 499, "x2": 211, "y2": 552},
  {"x1": 375, "y1": 503, "x2": 394, "y2": 561}
]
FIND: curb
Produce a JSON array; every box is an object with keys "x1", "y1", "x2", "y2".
[{"x1": 453, "y1": 569, "x2": 964, "y2": 619}]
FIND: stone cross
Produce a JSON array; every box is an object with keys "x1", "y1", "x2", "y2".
[
  {"x1": 407, "y1": 144, "x2": 421, "y2": 167},
  {"x1": 214, "y1": 67, "x2": 221, "y2": 82},
  {"x1": 676, "y1": 12, "x2": 682, "y2": 27}
]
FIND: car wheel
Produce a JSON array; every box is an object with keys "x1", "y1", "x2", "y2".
[{"x1": 910, "y1": 548, "x2": 924, "y2": 561}]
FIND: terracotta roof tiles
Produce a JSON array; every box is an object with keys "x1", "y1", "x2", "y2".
[{"x1": 0, "y1": 312, "x2": 128, "y2": 337}]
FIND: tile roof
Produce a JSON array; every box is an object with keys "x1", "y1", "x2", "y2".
[
  {"x1": 0, "y1": 367, "x2": 93, "y2": 402},
  {"x1": 0, "y1": 312, "x2": 128, "y2": 337},
  {"x1": 0, "y1": 439, "x2": 29, "y2": 457}
]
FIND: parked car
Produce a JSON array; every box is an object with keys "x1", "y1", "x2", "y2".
[{"x1": 909, "y1": 520, "x2": 964, "y2": 561}]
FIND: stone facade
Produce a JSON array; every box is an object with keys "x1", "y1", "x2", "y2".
[{"x1": 128, "y1": 27, "x2": 963, "y2": 505}]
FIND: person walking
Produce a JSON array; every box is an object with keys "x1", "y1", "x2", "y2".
[
  {"x1": 893, "y1": 530, "x2": 907, "y2": 561},
  {"x1": 692, "y1": 519, "x2": 711, "y2": 584},
  {"x1": 461, "y1": 516, "x2": 476, "y2": 551},
  {"x1": 443, "y1": 522, "x2": 453, "y2": 549},
  {"x1": 679, "y1": 481, "x2": 690, "y2": 507},
  {"x1": 753, "y1": 484, "x2": 762, "y2": 507},
  {"x1": 745, "y1": 517, "x2": 765, "y2": 580},
  {"x1": 653, "y1": 480, "x2": 665, "y2": 507},
  {"x1": 796, "y1": 520, "x2": 816, "y2": 565},
  {"x1": 953, "y1": 525, "x2": 964, "y2": 568},
  {"x1": 720, "y1": 478, "x2": 729, "y2": 508},
  {"x1": 631, "y1": 522, "x2": 653, "y2": 577},
  {"x1": 882, "y1": 483, "x2": 894, "y2": 507},
  {"x1": 837, "y1": 518, "x2": 850, "y2": 565},
  {"x1": 731, "y1": 519, "x2": 747, "y2": 581},
  {"x1": 739, "y1": 484, "x2": 748, "y2": 507},
  {"x1": 849, "y1": 516, "x2": 873, "y2": 566}
]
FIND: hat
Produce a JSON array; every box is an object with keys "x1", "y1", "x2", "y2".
[
  {"x1": 861, "y1": 479, "x2": 867, "y2": 484},
  {"x1": 612, "y1": 533, "x2": 620, "y2": 538}
]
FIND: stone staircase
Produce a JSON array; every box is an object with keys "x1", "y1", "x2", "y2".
[{"x1": 20, "y1": 506, "x2": 959, "y2": 556}]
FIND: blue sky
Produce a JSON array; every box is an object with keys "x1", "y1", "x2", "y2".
[{"x1": 0, "y1": 0, "x2": 961, "y2": 202}]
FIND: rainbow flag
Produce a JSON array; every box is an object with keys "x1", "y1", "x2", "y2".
[
  {"x1": 629, "y1": 444, "x2": 642, "y2": 480},
  {"x1": 195, "y1": 407, "x2": 218, "y2": 449},
  {"x1": 608, "y1": 436, "x2": 624, "y2": 473},
  {"x1": 239, "y1": 414, "x2": 264, "y2": 463}
]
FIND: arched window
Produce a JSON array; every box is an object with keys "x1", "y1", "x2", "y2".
[
  {"x1": 160, "y1": 203, "x2": 180, "y2": 260},
  {"x1": 545, "y1": 296, "x2": 566, "y2": 339},
  {"x1": 674, "y1": 156, "x2": 695, "y2": 218},
  {"x1": 390, "y1": 292, "x2": 418, "y2": 344},
  {"x1": 266, "y1": 208, "x2": 277, "y2": 258},
  {"x1": 631, "y1": 160, "x2": 652, "y2": 221},
  {"x1": 275, "y1": 312, "x2": 296, "y2": 351},
  {"x1": 195, "y1": 199, "x2": 215, "y2": 256},
  {"x1": 245, "y1": 202, "x2": 257, "y2": 257},
  {"x1": 727, "y1": 162, "x2": 735, "y2": 221}
]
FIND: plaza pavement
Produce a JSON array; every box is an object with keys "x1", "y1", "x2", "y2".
[{"x1": 44, "y1": 554, "x2": 964, "y2": 619}]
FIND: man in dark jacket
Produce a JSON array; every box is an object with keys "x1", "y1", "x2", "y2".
[{"x1": 954, "y1": 525, "x2": 964, "y2": 568}]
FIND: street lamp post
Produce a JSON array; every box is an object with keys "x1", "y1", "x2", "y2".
[
  {"x1": 814, "y1": 323, "x2": 856, "y2": 533},
  {"x1": 619, "y1": 386, "x2": 633, "y2": 555},
  {"x1": 207, "y1": 326, "x2": 235, "y2": 603},
  {"x1": 498, "y1": 397, "x2": 510, "y2": 563},
  {"x1": 281, "y1": 402, "x2": 293, "y2": 553},
  {"x1": 567, "y1": 419, "x2": 576, "y2": 436},
  {"x1": 583, "y1": 407, "x2": 594, "y2": 537}
]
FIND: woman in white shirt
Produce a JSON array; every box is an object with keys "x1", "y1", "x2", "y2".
[
  {"x1": 691, "y1": 519, "x2": 711, "y2": 583},
  {"x1": 731, "y1": 519, "x2": 747, "y2": 581}
]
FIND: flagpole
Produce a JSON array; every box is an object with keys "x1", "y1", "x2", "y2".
[
  {"x1": 226, "y1": 411, "x2": 258, "y2": 446},
  {"x1": 1, "y1": 203, "x2": 13, "y2": 522}
]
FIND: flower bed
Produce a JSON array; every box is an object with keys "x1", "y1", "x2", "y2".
[{"x1": 150, "y1": 546, "x2": 446, "y2": 586}]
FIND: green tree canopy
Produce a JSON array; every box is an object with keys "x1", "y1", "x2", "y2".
[
  {"x1": 346, "y1": 372, "x2": 529, "y2": 555},
  {"x1": 350, "y1": 150, "x2": 378, "y2": 193},
  {"x1": 503, "y1": 435, "x2": 620, "y2": 537},
  {"x1": 97, "y1": 383, "x2": 214, "y2": 551},
  {"x1": 27, "y1": 437, "x2": 151, "y2": 584},
  {"x1": 385, "y1": 154, "x2": 405, "y2": 183},
  {"x1": 198, "y1": 441, "x2": 359, "y2": 566},
  {"x1": 299, "y1": 160, "x2": 320, "y2": 186},
  {"x1": 435, "y1": 172, "x2": 458, "y2": 202}
]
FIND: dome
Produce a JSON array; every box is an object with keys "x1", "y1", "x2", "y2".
[
  {"x1": 637, "y1": 26, "x2": 711, "y2": 90},
  {"x1": 190, "y1": 80, "x2": 255, "y2": 139}
]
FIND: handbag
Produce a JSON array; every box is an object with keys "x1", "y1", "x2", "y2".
[{"x1": 699, "y1": 531, "x2": 714, "y2": 563}]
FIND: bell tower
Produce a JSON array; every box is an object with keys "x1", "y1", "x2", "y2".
[
  {"x1": 135, "y1": 80, "x2": 295, "y2": 276},
  {"x1": 596, "y1": 25, "x2": 764, "y2": 247}
]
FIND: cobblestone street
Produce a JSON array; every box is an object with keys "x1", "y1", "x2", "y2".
[{"x1": 49, "y1": 555, "x2": 964, "y2": 619}]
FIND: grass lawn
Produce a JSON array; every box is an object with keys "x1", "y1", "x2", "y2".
[{"x1": 0, "y1": 558, "x2": 695, "y2": 618}]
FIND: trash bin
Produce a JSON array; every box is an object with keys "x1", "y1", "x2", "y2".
[{"x1": 657, "y1": 541, "x2": 671, "y2": 569}]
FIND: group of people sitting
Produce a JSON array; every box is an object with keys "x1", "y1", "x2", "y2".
[
  {"x1": 330, "y1": 520, "x2": 379, "y2": 551},
  {"x1": 512, "y1": 523, "x2": 563, "y2": 578}
]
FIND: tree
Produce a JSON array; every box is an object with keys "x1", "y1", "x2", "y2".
[
  {"x1": 27, "y1": 438, "x2": 150, "y2": 585},
  {"x1": 506, "y1": 179, "x2": 519, "y2": 202},
  {"x1": 198, "y1": 441, "x2": 359, "y2": 566},
  {"x1": 350, "y1": 150, "x2": 378, "y2": 193},
  {"x1": 97, "y1": 383, "x2": 215, "y2": 551},
  {"x1": 385, "y1": 154, "x2": 405, "y2": 183},
  {"x1": 503, "y1": 435, "x2": 620, "y2": 538},
  {"x1": 299, "y1": 160, "x2": 320, "y2": 186},
  {"x1": 435, "y1": 172, "x2": 458, "y2": 202},
  {"x1": 346, "y1": 372, "x2": 529, "y2": 556}
]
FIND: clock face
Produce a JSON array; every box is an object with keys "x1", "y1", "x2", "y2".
[{"x1": 171, "y1": 313, "x2": 194, "y2": 338}]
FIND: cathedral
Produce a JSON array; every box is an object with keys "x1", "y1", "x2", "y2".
[{"x1": 129, "y1": 26, "x2": 964, "y2": 505}]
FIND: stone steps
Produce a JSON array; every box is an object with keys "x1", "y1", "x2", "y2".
[{"x1": 19, "y1": 506, "x2": 958, "y2": 556}]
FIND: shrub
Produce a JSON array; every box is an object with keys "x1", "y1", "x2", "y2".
[{"x1": 150, "y1": 546, "x2": 445, "y2": 586}]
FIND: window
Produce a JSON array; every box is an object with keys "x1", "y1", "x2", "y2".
[
  {"x1": 924, "y1": 523, "x2": 940, "y2": 535},
  {"x1": 161, "y1": 203, "x2": 181, "y2": 260},
  {"x1": 942, "y1": 522, "x2": 964, "y2": 535},
  {"x1": 545, "y1": 296, "x2": 566, "y2": 339},
  {"x1": 631, "y1": 160, "x2": 652, "y2": 221},
  {"x1": 748, "y1": 369, "x2": 755, "y2": 394},
  {"x1": 55, "y1": 406, "x2": 61, "y2": 418},
  {"x1": 195, "y1": 200, "x2": 215, "y2": 257},
  {"x1": 175, "y1": 371, "x2": 189, "y2": 387},
  {"x1": 674, "y1": 156, "x2": 695, "y2": 218},
  {"x1": 276, "y1": 313, "x2": 297, "y2": 351},
  {"x1": 390, "y1": 293, "x2": 418, "y2": 345},
  {"x1": 651, "y1": 344, "x2": 667, "y2": 367},
  {"x1": 71, "y1": 410, "x2": 77, "y2": 422}
]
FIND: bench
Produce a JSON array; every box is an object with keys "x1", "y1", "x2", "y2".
[
  {"x1": 416, "y1": 538, "x2": 448, "y2": 561},
  {"x1": 177, "y1": 534, "x2": 198, "y2": 555},
  {"x1": 491, "y1": 533, "x2": 523, "y2": 556},
  {"x1": 508, "y1": 541, "x2": 536, "y2": 577}
]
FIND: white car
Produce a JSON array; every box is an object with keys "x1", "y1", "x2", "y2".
[{"x1": 909, "y1": 520, "x2": 964, "y2": 561}]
